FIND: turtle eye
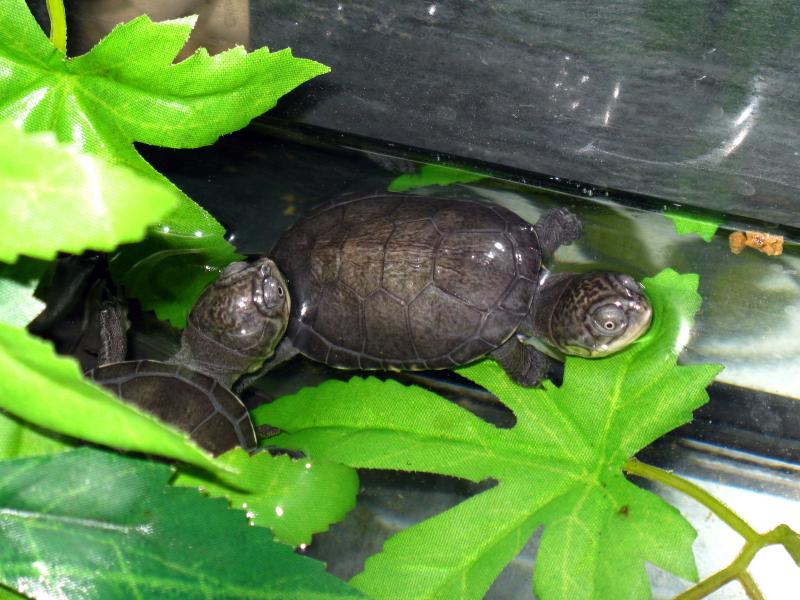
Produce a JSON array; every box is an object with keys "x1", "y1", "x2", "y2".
[
  {"x1": 260, "y1": 277, "x2": 283, "y2": 310},
  {"x1": 592, "y1": 305, "x2": 627, "y2": 336}
]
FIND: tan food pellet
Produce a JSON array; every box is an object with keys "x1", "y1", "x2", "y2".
[
  {"x1": 745, "y1": 230, "x2": 783, "y2": 256},
  {"x1": 729, "y1": 231, "x2": 747, "y2": 254},
  {"x1": 728, "y1": 230, "x2": 784, "y2": 256}
]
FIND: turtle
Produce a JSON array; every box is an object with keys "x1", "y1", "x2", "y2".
[
  {"x1": 258, "y1": 192, "x2": 652, "y2": 387},
  {"x1": 86, "y1": 257, "x2": 290, "y2": 455}
]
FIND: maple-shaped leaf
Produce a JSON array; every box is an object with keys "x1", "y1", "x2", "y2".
[
  {"x1": 253, "y1": 269, "x2": 723, "y2": 600},
  {"x1": 0, "y1": 447, "x2": 363, "y2": 599},
  {"x1": 0, "y1": 1, "x2": 329, "y2": 325},
  {"x1": 0, "y1": 0, "x2": 327, "y2": 196},
  {"x1": 173, "y1": 448, "x2": 359, "y2": 547}
]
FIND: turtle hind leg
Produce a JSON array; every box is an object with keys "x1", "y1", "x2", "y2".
[
  {"x1": 533, "y1": 207, "x2": 583, "y2": 259},
  {"x1": 489, "y1": 336, "x2": 551, "y2": 387}
]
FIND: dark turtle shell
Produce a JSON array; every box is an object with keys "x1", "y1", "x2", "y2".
[
  {"x1": 87, "y1": 360, "x2": 257, "y2": 455},
  {"x1": 272, "y1": 193, "x2": 542, "y2": 370}
]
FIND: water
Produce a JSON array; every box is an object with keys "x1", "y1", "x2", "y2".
[
  {"x1": 140, "y1": 122, "x2": 800, "y2": 599},
  {"x1": 143, "y1": 122, "x2": 800, "y2": 401},
  {"x1": 21, "y1": 0, "x2": 800, "y2": 595}
]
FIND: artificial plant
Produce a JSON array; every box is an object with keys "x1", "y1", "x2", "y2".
[
  {"x1": 255, "y1": 270, "x2": 711, "y2": 599},
  {"x1": 1, "y1": 0, "x2": 328, "y2": 325},
  {"x1": 0, "y1": 1, "x2": 796, "y2": 599},
  {"x1": 0, "y1": 2, "x2": 361, "y2": 597},
  {"x1": 256, "y1": 270, "x2": 800, "y2": 600}
]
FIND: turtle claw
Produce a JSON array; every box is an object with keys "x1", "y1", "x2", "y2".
[
  {"x1": 490, "y1": 337, "x2": 551, "y2": 388},
  {"x1": 551, "y1": 207, "x2": 583, "y2": 245},
  {"x1": 533, "y1": 207, "x2": 583, "y2": 258}
]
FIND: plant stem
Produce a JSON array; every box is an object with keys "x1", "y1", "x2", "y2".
[
  {"x1": 624, "y1": 459, "x2": 800, "y2": 599},
  {"x1": 45, "y1": 0, "x2": 67, "y2": 54},
  {"x1": 738, "y1": 571, "x2": 765, "y2": 600},
  {"x1": 673, "y1": 526, "x2": 793, "y2": 600},
  {"x1": 623, "y1": 458, "x2": 759, "y2": 542}
]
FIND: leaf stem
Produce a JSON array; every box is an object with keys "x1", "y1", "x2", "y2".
[
  {"x1": 623, "y1": 458, "x2": 758, "y2": 542},
  {"x1": 672, "y1": 526, "x2": 793, "y2": 600},
  {"x1": 738, "y1": 571, "x2": 765, "y2": 600},
  {"x1": 45, "y1": 0, "x2": 67, "y2": 54},
  {"x1": 624, "y1": 459, "x2": 800, "y2": 599}
]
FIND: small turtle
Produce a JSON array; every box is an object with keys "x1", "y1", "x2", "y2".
[
  {"x1": 261, "y1": 193, "x2": 652, "y2": 386},
  {"x1": 87, "y1": 258, "x2": 290, "y2": 455}
]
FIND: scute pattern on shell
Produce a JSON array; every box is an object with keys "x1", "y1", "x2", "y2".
[
  {"x1": 271, "y1": 193, "x2": 543, "y2": 370},
  {"x1": 87, "y1": 360, "x2": 257, "y2": 454}
]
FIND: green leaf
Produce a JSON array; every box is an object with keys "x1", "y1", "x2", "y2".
[
  {"x1": 0, "y1": 122, "x2": 179, "y2": 263},
  {"x1": 254, "y1": 269, "x2": 723, "y2": 600},
  {"x1": 0, "y1": 2, "x2": 328, "y2": 181},
  {"x1": 0, "y1": 258, "x2": 46, "y2": 327},
  {"x1": 664, "y1": 209, "x2": 721, "y2": 242},
  {"x1": 0, "y1": 323, "x2": 227, "y2": 474},
  {"x1": 173, "y1": 448, "x2": 359, "y2": 547},
  {"x1": 0, "y1": 447, "x2": 363, "y2": 599},
  {"x1": 0, "y1": 584, "x2": 26, "y2": 599},
  {"x1": 1, "y1": 1, "x2": 329, "y2": 325},
  {"x1": 108, "y1": 232, "x2": 240, "y2": 328},
  {"x1": 388, "y1": 164, "x2": 486, "y2": 193},
  {"x1": 0, "y1": 409, "x2": 72, "y2": 460}
]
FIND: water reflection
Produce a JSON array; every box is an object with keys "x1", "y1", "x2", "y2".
[
  {"x1": 603, "y1": 79, "x2": 622, "y2": 126},
  {"x1": 687, "y1": 78, "x2": 764, "y2": 165},
  {"x1": 588, "y1": 75, "x2": 765, "y2": 169}
]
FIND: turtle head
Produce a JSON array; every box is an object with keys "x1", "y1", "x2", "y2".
[
  {"x1": 177, "y1": 258, "x2": 290, "y2": 385},
  {"x1": 543, "y1": 272, "x2": 652, "y2": 358}
]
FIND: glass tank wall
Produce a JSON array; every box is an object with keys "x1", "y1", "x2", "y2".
[{"x1": 28, "y1": 1, "x2": 800, "y2": 598}]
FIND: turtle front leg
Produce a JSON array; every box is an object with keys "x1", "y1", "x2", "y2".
[
  {"x1": 97, "y1": 298, "x2": 128, "y2": 365},
  {"x1": 489, "y1": 336, "x2": 551, "y2": 387},
  {"x1": 533, "y1": 207, "x2": 582, "y2": 260}
]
